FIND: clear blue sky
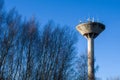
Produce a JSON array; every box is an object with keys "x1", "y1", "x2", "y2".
[{"x1": 4, "y1": 0, "x2": 120, "y2": 79}]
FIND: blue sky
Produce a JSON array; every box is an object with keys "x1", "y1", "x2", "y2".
[{"x1": 4, "y1": 0, "x2": 120, "y2": 79}]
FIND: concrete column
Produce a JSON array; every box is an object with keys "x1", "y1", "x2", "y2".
[{"x1": 88, "y1": 38, "x2": 94, "y2": 80}]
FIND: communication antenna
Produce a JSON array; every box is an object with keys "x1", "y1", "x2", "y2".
[
  {"x1": 92, "y1": 17, "x2": 94, "y2": 22},
  {"x1": 79, "y1": 20, "x2": 82, "y2": 23}
]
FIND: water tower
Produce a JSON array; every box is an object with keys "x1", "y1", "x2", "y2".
[{"x1": 76, "y1": 20, "x2": 105, "y2": 80}]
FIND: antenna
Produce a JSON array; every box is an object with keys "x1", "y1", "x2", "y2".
[
  {"x1": 92, "y1": 17, "x2": 94, "y2": 22},
  {"x1": 79, "y1": 20, "x2": 82, "y2": 23},
  {"x1": 96, "y1": 17, "x2": 99, "y2": 22},
  {"x1": 87, "y1": 17, "x2": 91, "y2": 22}
]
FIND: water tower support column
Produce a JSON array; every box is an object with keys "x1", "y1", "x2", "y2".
[{"x1": 88, "y1": 37, "x2": 94, "y2": 80}]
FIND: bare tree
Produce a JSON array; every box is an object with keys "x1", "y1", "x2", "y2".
[
  {"x1": 76, "y1": 54, "x2": 87, "y2": 80},
  {"x1": 0, "y1": 7, "x2": 20, "y2": 79},
  {"x1": 34, "y1": 23, "x2": 77, "y2": 80},
  {"x1": 0, "y1": 1, "x2": 91, "y2": 80}
]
